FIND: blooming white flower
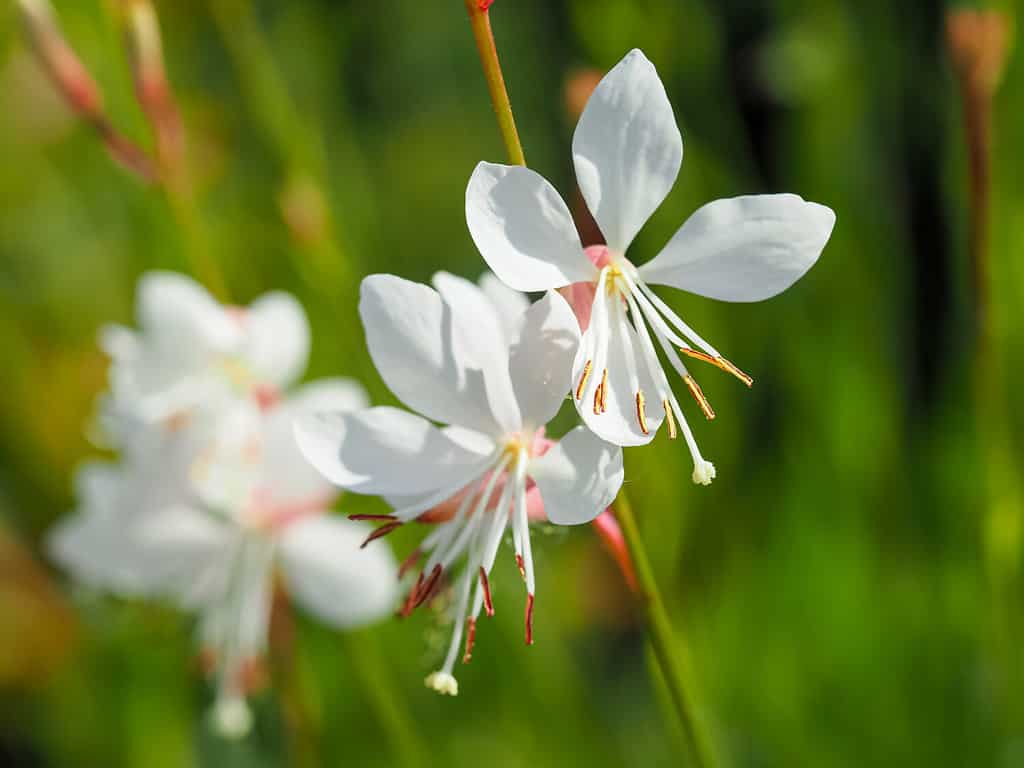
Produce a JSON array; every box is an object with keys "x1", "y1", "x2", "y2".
[
  {"x1": 465, "y1": 49, "x2": 835, "y2": 484},
  {"x1": 295, "y1": 273, "x2": 623, "y2": 695},
  {"x1": 99, "y1": 271, "x2": 309, "y2": 436},
  {"x1": 50, "y1": 380, "x2": 397, "y2": 736}
]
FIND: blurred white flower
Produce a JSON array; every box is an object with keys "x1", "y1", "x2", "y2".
[
  {"x1": 466, "y1": 48, "x2": 835, "y2": 484},
  {"x1": 99, "y1": 271, "x2": 310, "y2": 438},
  {"x1": 50, "y1": 272, "x2": 397, "y2": 737},
  {"x1": 296, "y1": 273, "x2": 623, "y2": 696},
  {"x1": 50, "y1": 380, "x2": 397, "y2": 736}
]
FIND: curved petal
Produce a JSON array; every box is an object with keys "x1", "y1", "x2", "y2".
[
  {"x1": 639, "y1": 194, "x2": 836, "y2": 302},
  {"x1": 466, "y1": 162, "x2": 596, "y2": 291},
  {"x1": 360, "y1": 274, "x2": 501, "y2": 436},
  {"x1": 243, "y1": 292, "x2": 310, "y2": 387},
  {"x1": 572, "y1": 302, "x2": 664, "y2": 447},
  {"x1": 572, "y1": 49, "x2": 682, "y2": 252},
  {"x1": 260, "y1": 380, "x2": 368, "y2": 505},
  {"x1": 478, "y1": 272, "x2": 530, "y2": 344},
  {"x1": 510, "y1": 291, "x2": 580, "y2": 430},
  {"x1": 137, "y1": 271, "x2": 238, "y2": 350},
  {"x1": 529, "y1": 427, "x2": 623, "y2": 526},
  {"x1": 294, "y1": 406, "x2": 493, "y2": 496},
  {"x1": 279, "y1": 515, "x2": 398, "y2": 629},
  {"x1": 432, "y1": 272, "x2": 521, "y2": 433}
]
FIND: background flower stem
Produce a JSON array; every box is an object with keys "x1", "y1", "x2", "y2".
[
  {"x1": 462, "y1": 0, "x2": 526, "y2": 167},
  {"x1": 613, "y1": 490, "x2": 719, "y2": 768}
]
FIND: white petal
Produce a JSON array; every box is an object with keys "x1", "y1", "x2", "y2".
[
  {"x1": 242, "y1": 292, "x2": 311, "y2": 387},
  {"x1": 510, "y1": 291, "x2": 580, "y2": 430},
  {"x1": 257, "y1": 379, "x2": 369, "y2": 504},
  {"x1": 639, "y1": 194, "x2": 836, "y2": 302},
  {"x1": 432, "y1": 271, "x2": 521, "y2": 434},
  {"x1": 529, "y1": 427, "x2": 623, "y2": 526},
  {"x1": 466, "y1": 162, "x2": 596, "y2": 291},
  {"x1": 572, "y1": 304, "x2": 664, "y2": 447},
  {"x1": 360, "y1": 274, "x2": 501, "y2": 436},
  {"x1": 294, "y1": 406, "x2": 492, "y2": 496},
  {"x1": 279, "y1": 515, "x2": 398, "y2": 628},
  {"x1": 478, "y1": 272, "x2": 530, "y2": 344},
  {"x1": 136, "y1": 271, "x2": 238, "y2": 350},
  {"x1": 572, "y1": 49, "x2": 682, "y2": 252}
]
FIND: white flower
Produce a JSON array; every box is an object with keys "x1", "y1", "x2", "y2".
[
  {"x1": 49, "y1": 380, "x2": 398, "y2": 737},
  {"x1": 295, "y1": 273, "x2": 623, "y2": 695},
  {"x1": 465, "y1": 49, "x2": 835, "y2": 484},
  {"x1": 99, "y1": 271, "x2": 309, "y2": 436}
]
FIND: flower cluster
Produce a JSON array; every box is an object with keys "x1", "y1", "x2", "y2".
[
  {"x1": 49, "y1": 47, "x2": 834, "y2": 710},
  {"x1": 49, "y1": 273, "x2": 398, "y2": 736}
]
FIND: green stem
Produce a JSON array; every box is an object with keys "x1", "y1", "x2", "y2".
[
  {"x1": 463, "y1": 1, "x2": 526, "y2": 166},
  {"x1": 613, "y1": 490, "x2": 718, "y2": 768}
]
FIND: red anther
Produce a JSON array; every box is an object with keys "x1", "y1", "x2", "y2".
[
  {"x1": 515, "y1": 554, "x2": 526, "y2": 580},
  {"x1": 360, "y1": 520, "x2": 403, "y2": 548},
  {"x1": 463, "y1": 617, "x2": 477, "y2": 664},
  {"x1": 399, "y1": 572, "x2": 424, "y2": 617},
  {"x1": 479, "y1": 567, "x2": 494, "y2": 617},
  {"x1": 414, "y1": 564, "x2": 444, "y2": 608},
  {"x1": 398, "y1": 548, "x2": 423, "y2": 579},
  {"x1": 525, "y1": 593, "x2": 535, "y2": 645},
  {"x1": 478, "y1": 0, "x2": 495, "y2": 10},
  {"x1": 349, "y1": 513, "x2": 398, "y2": 522}
]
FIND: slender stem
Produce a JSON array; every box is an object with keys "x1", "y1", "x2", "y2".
[
  {"x1": 614, "y1": 490, "x2": 718, "y2": 768},
  {"x1": 462, "y1": 1, "x2": 526, "y2": 166}
]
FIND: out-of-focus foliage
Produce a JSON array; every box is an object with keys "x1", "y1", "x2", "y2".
[{"x1": 1, "y1": 0, "x2": 1022, "y2": 766}]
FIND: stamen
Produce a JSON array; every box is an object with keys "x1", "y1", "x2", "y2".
[
  {"x1": 413, "y1": 563, "x2": 443, "y2": 609},
  {"x1": 515, "y1": 553, "x2": 526, "y2": 580},
  {"x1": 599, "y1": 368, "x2": 609, "y2": 413},
  {"x1": 479, "y1": 567, "x2": 494, "y2": 617},
  {"x1": 680, "y1": 348, "x2": 754, "y2": 387},
  {"x1": 663, "y1": 399, "x2": 678, "y2": 439},
  {"x1": 683, "y1": 375, "x2": 716, "y2": 420},
  {"x1": 462, "y1": 617, "x2": 477, "y2": 663},
  {"x1": 525, "y1": 593, "x2": 535, "y2": 646},
  {"x1": 349, "y1": 513, "x2": 397, "y2": 522},
  {"x1": 400, "y1": 572, "x2": 425, "y2": 617},
  {"x1": 635, "y1": 391, "x2": 649, "y2": 434},
  {"x1": 575, "y1": 359, "x2": 592, "y2": 401},
  {"x1": 360, "y1": 520, "x2": 403, "y2": 548},
  {"x1": 717, "y1": 356, "x2": 754, "y2": 387},
  {"x1": 398, "y1": 548, "x2": 423, "y2": 579}
]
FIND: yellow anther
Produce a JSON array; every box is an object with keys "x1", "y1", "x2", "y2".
[
  {"x1": 663, "y1": 399, "x2": 677, "y2": 440},
  {"x1": 635, "y1": 391, "x2": 649, "y2": 434},
  {"x1": 683, "y1": 375, "x2": 716, "y2": 420},
  {"x1": 575, "y1": 359, "x2": 592, "y2": 401}
]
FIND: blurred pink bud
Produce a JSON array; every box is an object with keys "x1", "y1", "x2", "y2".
[{"x1": 590, "y1": 508, "x2": 637, "y2": 593}]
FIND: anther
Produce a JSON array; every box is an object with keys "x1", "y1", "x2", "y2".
[
  {"x1": 399, "y1": 572, "x2": 425, "y2": 617},
  {"x1": 683, "y1": 375, "x2": 716, "y2": 420},
  {"x1": 479, "y1": 567, "x2": 494, "y2": 617},
  {"x1": 360, "y1": 520, "x2": 403, "y2": 548},
  {"x1": 663, "y1": 399, "x2": 678, "y2": 440},
  {"x1": 515, "y1": 554, "x2": 526, "y2": 580},
  {"x1": 413, "y1": 564, "x2": 444, "y2": 609},
  {"x1": 599, "y1": 368, "x2": 609, "y2": 413},
  {"x1": 525, "y1": 593, "x2": 535, "y2": 646},
  {"x1": 635, "y1": 391, "x2": 649, "y2": 434},
  {"x1": 463, "y1": 617, "x2": 477, "y2": 664},
  {"x1": 679, "y1": 347, "x2": 754, "y2": 387},
  {"x1": 575, "y1": 360, "x2": 592, "y2": 401},
  {"x1": 349, "y1": 513, "x2": 397, "y2": 522},
  {"x1": 398, "y1": 548, "x2": 423, "y2": 579}
]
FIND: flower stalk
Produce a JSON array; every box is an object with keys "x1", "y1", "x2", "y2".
[
  {"x1": 613, "y1": 490, "x2": 718, "y2": 768},
  {"x1": 462, "y1": 0, "x2": 526, "y2": 166},
  {"x1": 461, "y1": 11, "x2": 721, "y2": 760}
]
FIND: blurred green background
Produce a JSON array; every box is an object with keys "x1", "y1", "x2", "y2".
[{"x1": 2, "y1": 0, "x2": 1024, "y2": 765}]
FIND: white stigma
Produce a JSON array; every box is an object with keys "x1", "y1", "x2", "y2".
[
  {"x1": 425, "y1": 671, "x2": 459, "y2": 696},
  {"x1": 692, "y1": 460, "x2": 716, "y2": 486},
  {"x1": 211, "y1": 696, "x2": 253, "y2": 739}
]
